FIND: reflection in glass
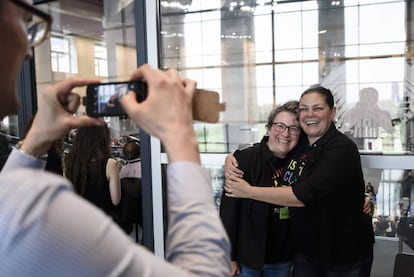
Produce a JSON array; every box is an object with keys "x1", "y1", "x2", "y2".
[
  {"x1": 365, "y1": 168, "x2": 408, "y2": 238},
  {"x1": 160, "y1": 0, "x2": 410, "y2": 153},
  {"x1": 31, "y1": 0, "x2": 145, "y2": 242},
  {"x1": 203, "y1": 165, "x2": 225, "y2": 209}
]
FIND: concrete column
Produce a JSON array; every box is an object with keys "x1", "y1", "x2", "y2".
[{"x1": 221, "y1": 1, "x2": 259, "y2": 149}]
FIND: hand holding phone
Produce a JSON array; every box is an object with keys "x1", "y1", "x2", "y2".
[{"x1": 85, "y1": 81, "x2": 225, "y2": 122}]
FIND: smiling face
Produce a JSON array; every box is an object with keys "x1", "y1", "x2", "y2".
[
  {"x1": 299, "y1": 91, "x2": 336, "y2": 145},
  {"x1": 267, "y1": 111, "x2": 300, "y2": 158}
]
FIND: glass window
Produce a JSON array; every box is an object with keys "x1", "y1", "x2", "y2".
[
  {"x1": 359, "y1": 57, "x2": 404, "y2": 84},
  {"x1": 32, "y1": 0, "x2": 144, "y2": 242},
  {"x1": 50, "y1": 35, "x2": 77, "y2": 73},
  {"x1": 274, "y1": 11, "x2": 303, "y2": 50},
  {"x1": 159, "y1": 1, "x2": 414, "y2": 248},
  {"x1": 159, "y1": 0, "x2": 409, "y2": 155},
  {"x1": 275, "y1": 63, "x2": 303, "y2": 86},
  {"x1": 363, "y1": 168, "x2": 405, "y2": 238},
  {"x1": 195, "y1": 124, "x2": 227, "y2": 153},
  {"x1": 94, "y1": 44, "x2": 108, "y2": 77},
  {"x1": 358, "y1": 2, "x2": 405, "y2": 45},
  {"x1": 254, "y1": 13, "x2": 272, "y2": 63}
]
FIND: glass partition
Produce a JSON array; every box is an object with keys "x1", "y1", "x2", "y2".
[
  {"x1": 32, "y1": 0, "x2": 146, "y2": 243},
  {"x1": 363, "y1": 167, "x2": 410, "y2": 238},
  {"x1": 34, "y1": 0, "x2": 139, "y2": 142},
  {"x1": 22, "y1": 0, "x2": 414, "y2": 265},
  {"x1": 361, "y1": 155, "x2": 414, "y2": 264},
  {"x1": 159, "y1": 0, "x2": 413, "y2": 154},
  {"x1": 159, "y1": 1, "x2": 414, "y2": 248}
]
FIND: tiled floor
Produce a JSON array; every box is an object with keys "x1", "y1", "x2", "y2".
[
  {"x1": 371, "y1": 237, "x2": 414, "y2": 277},
  {"x1": 127, "y1": 231, "x2": 410, "y2": 276}
]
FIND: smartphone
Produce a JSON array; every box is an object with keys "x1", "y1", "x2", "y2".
[
  {"x1": 85, "y1": 81, "x2": 226, "y2": 122},
  {"x1": 85, "y1": 80, "x2": 147, "y2": 117}
]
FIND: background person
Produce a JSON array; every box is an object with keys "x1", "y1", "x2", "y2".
[
  {"x1": 220, "y1": 101, "x2": 302, "y2": 277},
  {"x1": 225, "y1": 85, "x2": 374, "y2": 276},
  {"x1": 118, "y1": 140, "x2": 143, "y2": 236},
  {"x1": 120, "y1": 140, "x2": 142, "y2": 179},
  {"x1": 0, "y1": 1, "x2": 230, "y2": 275},
  {"x1": 64, "y1": 124, "x2": 121, "y2": 219},
  {"x1": 366, "y1": 182, "x2": 376, "y2": 196}
]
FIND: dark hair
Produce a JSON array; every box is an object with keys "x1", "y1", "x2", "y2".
[
  {"x1": 266, "y1": 100, "x2": 299, "y2": 131},
  {"x1": 65, "y1": 124, "x2": 111, "y2": 195},
  {"x1": 300, "y1": 84, "x2": 334, "y2": 109},
  {"x1": 123, "y1": 141, "x2": 140, "y2": 161}
]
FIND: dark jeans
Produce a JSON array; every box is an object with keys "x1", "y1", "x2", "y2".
[
  {"x1": 238, "y1": 262, "x2": 292, "y2": 277},
  {"x1": 293, "y1": 252, "x2": 373, "y2": 277}
]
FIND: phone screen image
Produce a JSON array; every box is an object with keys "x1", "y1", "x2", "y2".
[{"x1": 86, "y1": 81, "x2": 147, "y2": 117}]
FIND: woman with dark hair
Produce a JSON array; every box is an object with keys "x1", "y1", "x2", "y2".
[{"x1": 65, "y1": 124, "x2": 121, "y2": 217}]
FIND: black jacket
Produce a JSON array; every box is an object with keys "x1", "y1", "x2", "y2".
[
  {"x1": 290, "y1": 123, "x2": 374, "y2": 266},
  {"x1": 220, "y1": 136, "x2": 292, "y2": 270}
]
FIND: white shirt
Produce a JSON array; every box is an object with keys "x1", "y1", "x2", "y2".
[
  {"x1": 120, "y1": 160, "x2": 142, "y2": 179},
  {"x1": 0, "y1": 149, "x2": 231, "y2": 276}
]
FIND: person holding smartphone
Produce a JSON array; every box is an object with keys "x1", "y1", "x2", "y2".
[{"x1": 0, "y1": 1, "x2": 230, "y2": 275}]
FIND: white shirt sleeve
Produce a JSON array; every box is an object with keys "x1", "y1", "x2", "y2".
[
  {"x1": 166, "y1": 161, "x2": 231, "y2": 276},
  {"x1": 0, "y1": 157, "x2": 230, "y2": 276},
  {"x1": 2, "y1": 148, "x2": 46, "y2": 171}
]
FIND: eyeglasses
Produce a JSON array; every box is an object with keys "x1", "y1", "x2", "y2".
[
  {"x1": 272, "y1": 122, "x2": 300, "y2": 135},
  {"x1": 10, "y1": 0, "x2": 53, "y2": 47}
]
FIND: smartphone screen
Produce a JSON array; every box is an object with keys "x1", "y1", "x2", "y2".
[{"x1": 86, "y1": 81, "x2": 147, "y2": 117}]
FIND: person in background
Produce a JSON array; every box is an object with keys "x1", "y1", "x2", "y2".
[
  {"x1": 220, "y1": 101, "x2": 303, "y2": 277},
  {"x1": 64, "y1": 124, "x2": 121, "y2": 218},
  {"x1": 365, "y1": 182, "x2": 376, "y2": 217},
  {"x1": 366, "y1": 182, "x2": 375, "y2": 196},
  {"x1": 120, "y1": 140, "x2": 141, "y2": 179},
  {"x1": 118, "y1": 140, "x2": 143, "y2": 235},
  {"x1": 0, "y1": 0, "x2": 230, "y2": 275},
  {"x1": 225, "y1": 85, "x2": 374, "y2": 276}
]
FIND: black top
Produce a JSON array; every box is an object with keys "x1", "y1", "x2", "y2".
[
  {"x1": 45, "y1": 149, "x2": 63, "y2": 175},
  {"x1": 220, "y1": 136, "x2": 292, "y2": 270},
  {"x1": 289, "y1": 124, "x2": 374, "y2": 266},
  {"x1": 83, "y1": 159, "x2": 115, "y2": 216}
]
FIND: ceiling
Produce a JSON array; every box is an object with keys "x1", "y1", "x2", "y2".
[{"x1": 38, "y1": 0, "x2": 136, "y2": 46}]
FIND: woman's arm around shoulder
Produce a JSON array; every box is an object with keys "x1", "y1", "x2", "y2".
[{"x1": 224, "y1": 153, "x2": 244, "y2": 179}]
